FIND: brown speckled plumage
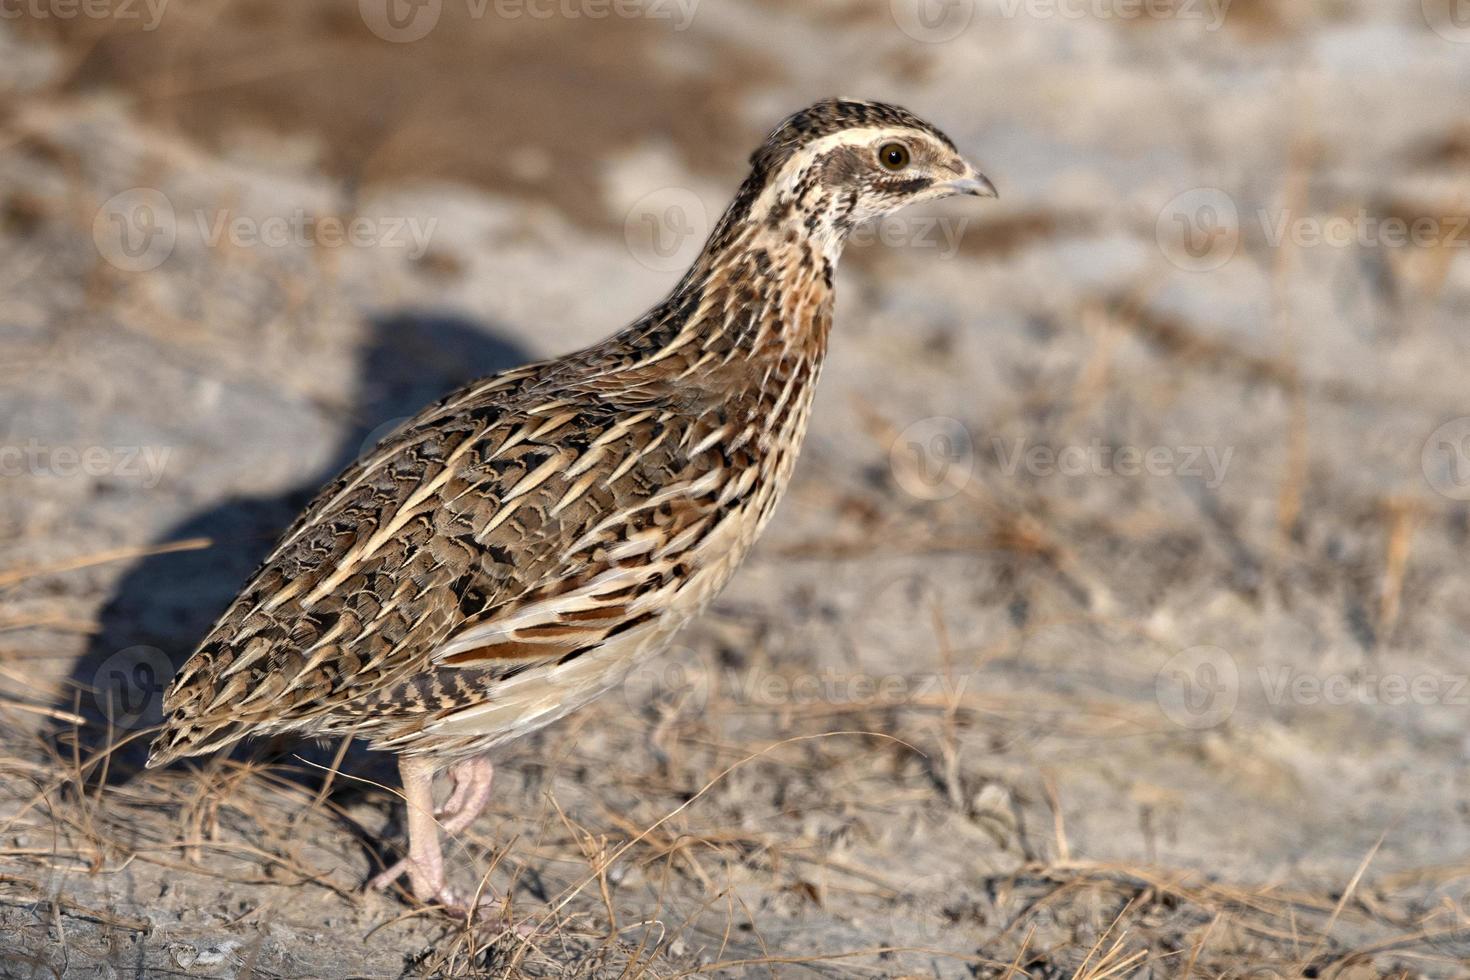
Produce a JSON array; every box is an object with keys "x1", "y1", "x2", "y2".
[{"x1": 149, "y1": 98, "x2": 995, "y2": 910}]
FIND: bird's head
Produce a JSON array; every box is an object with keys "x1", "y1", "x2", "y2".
[{"x1": 737, "y1": 98, "x2": 995, "y2": 251}]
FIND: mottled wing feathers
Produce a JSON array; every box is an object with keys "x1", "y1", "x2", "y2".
[{"x1": 147, "y1": 358, "x2": 740, "y2": 766}]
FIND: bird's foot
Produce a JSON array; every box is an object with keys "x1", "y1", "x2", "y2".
[
  {"x1": 366, "y1": 857, "x2": 419, "y2": 895},
  {"x1": 367, "y1": 856, "x2": 478, "y2": 909},
  {"x1": 367, "y1": 863, "x2": 526, "y2": 930}
]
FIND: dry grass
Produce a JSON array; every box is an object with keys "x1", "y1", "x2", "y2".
[{"x1": 0, "y1": 608, "x2": 1465, "y2": 976}]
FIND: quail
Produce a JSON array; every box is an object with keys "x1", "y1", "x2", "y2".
[{"x1": 148, "y1": 98, "x2": 997, "y2": 910}]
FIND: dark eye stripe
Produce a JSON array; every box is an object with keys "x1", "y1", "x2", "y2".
[{"x1": 882, "y1": 176, "x2": 931, "y2": 195}]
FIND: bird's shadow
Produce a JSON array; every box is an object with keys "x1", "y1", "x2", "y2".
[{"x1": 54, "y1": 311, "x2": 533, "y2": 809}]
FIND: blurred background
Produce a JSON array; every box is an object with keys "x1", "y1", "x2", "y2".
[{"x1": 1, "y1": 1, "x2": 1469, "y2": 976}]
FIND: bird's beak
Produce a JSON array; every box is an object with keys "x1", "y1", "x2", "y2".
[{"x1": 942, "y1": 167, "x2": 998, "y2": 199}]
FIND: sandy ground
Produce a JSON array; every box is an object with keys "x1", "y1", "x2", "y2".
[{"x1": 2, "y1": 1, "x2": 1470, "y2": 976}]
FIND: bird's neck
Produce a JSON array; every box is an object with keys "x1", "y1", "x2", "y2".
[{"x1": 622, "y1": 175, "x2": 843, "y2": 376}]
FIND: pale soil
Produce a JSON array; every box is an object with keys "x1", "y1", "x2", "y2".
[{"x1": 2, "y1": 2, "x2": 1470, "y2": 976}]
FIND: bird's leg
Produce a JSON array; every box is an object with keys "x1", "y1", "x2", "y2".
[
  {"x1": 368, "y1": 755, "x2": 497, "y2": 909},
  {"x1": 368, "y1": 755, "x2": 450, "y2": 902}
]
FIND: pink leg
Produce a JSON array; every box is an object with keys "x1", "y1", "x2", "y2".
[
  {"x1": 369, "y1": 755, "x2": 496, "y2": 909},
  {"x1": 438, "y1": 763, "x2": 477, "y2": 818}
]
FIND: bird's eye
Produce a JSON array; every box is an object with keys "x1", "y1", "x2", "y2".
[{"x1": 878, "y1": 142, "x2": 910, "y2": 171}]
